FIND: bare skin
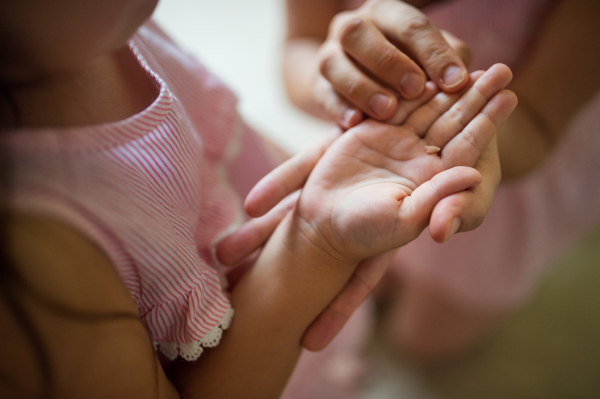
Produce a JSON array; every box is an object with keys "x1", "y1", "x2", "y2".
[
  {"x1": 1, "y1": 40, "x2": 515, "y2": 399},
  {"x1": 277, "y1": 0, "x2": 600, "y2": 362},
  {"x1": 2, "y1": 216, "x2": 180, "y2": 398},
  {"x1": 219, "y1": 65, "x2": 516, "y2": 352},
  {"x1": 284, "y1": 0, "x2": 470, "y2": 128}
]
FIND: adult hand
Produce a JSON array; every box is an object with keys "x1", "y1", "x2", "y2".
[
  {"x1": 315, "y1": 0, "x2": 471, "y2": 128},
  {"x1": 220, "y1": 64, "x2": 516, "y2": 350}
]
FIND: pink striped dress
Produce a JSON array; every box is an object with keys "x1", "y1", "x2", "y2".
[{"x1": 5, "y1": 21, "x2": 275, "y2": 361}]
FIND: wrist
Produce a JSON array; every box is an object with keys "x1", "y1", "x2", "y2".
[
  {"x1": 278, "y1": 210, "x2": 359, "y2": 276},
  {"x1": 229, "y1": 209, "x2": 359, "y2": 343}
]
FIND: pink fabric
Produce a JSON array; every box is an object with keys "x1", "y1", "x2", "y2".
[
  {"x1": 343, "y1": 0, "x2": 558, "y2": 73},
  {"x1": 425, "y1": 0, "x2": 558, "y2": 72},
  {"x1": 5, "y1": 1, "x2": 588, "y2": 396},
  {"x1": 5, "y1": 21, "x2": 275, "y2": 348},
  {"x1": 5, "y1": 20, "x2": 369, "y2": 397},
  {"x1": 394, "y1": 91, "x2": 600, "y2": 309},
  {"x1": 392, "y1": 0, "x2": 600, "y2": 310}
]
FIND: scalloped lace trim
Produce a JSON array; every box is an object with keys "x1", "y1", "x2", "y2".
[{"x1": 154, "y1": 307, "x2": 234, "y2": 361}]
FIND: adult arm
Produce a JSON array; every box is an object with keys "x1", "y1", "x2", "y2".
[{"x1": 497, "y1": 0, "x2": 600, "y2": 180}]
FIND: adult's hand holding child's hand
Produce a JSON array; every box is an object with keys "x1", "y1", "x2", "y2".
[
  {"x1": 312, "y1": 0, "x2": 471, "y2": 128},
  {"x1": 218, "y1": 64, "x2": 516, "y2": 350}
]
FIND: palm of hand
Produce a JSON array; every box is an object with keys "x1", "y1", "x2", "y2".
[
  {"x1": 243, "y1": 64, "x2": 515, "y2": 264},
  {"x1": 297, "y1": 121, "x2": 471, "y2": 262},
  {"x1": 295, "y1": 65, "x2": 516, "y2": 262}
]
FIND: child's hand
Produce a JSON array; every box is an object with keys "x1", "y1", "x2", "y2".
[
  {"x1": 313, "y1": 0, "x2": 471, "y2": 128},
  {"x1": 246, "y1": 64, "x2": 514, "y2": 236},
  {"x1": 286, "y1": 125, "x2": 481, "y2": 264},
  {"x1": 220, "y1": 64, "x2": 516, "y2": 349}
]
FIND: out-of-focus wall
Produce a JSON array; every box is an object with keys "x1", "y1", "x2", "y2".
[{"x1": 153, "y1": 0, "x2": 330, "y2": 154}]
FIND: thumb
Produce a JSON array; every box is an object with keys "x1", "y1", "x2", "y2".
[
  {"x1": 245, "y1": 127, "x2": 342, "y2": 217},
  {"x1": 401, "y1": 167, "x2": 482, "y2": 231}
]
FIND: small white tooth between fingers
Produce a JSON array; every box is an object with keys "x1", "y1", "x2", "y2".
[{"x1": 425, "y1": 145, "x2": 441, "y2": 154}]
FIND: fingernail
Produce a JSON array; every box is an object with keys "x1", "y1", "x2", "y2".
[
  {"x1": 444, "y1": 218, "x2": 461, "y2": 242},
  {"x1": 340, "y1": 108, "x2": 360, "y2": 128},
  {"x1": 400, "y1": 72, "x2": 425, "y2": 98},
  {"x1": 369, "y1": 94, "x2": 393, "y2": 117},
  {"x1": 442, "y1": 65, "x2": 466, "y2": 88}
]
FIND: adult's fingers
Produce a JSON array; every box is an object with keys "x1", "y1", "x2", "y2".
[
  {"x1": 429, "y1": 138, "x2": 501, "y2": 243},
  {"x1": 319, "y1": 41, "x2": 398, "y2": 120},
  {"x1": 333, "y1": 14, "x2": 426, "y2": 99},
  {"x1": 245, "y1": 127, "x2": 342, "y2": 217},
  {"x1": 313, "y1": 76, "x2": 364, "y2": 129},
  {"x1": 302, "y1": 249, "x2": 397, "y2": 351},
  {"x1": 368, "y1": 0, "x2": 469, "y2": 92},
  {"x1": 216, "y1": 191, "x2": 300, "y2": 265},
  {"x1": 401, "y1": 166, "x2": 482, "y2": 234},
  {"x1": 384, "y1": 81, "x2": 439, "y2": 126},
  {"x1": 426, "y1": 64, "x2": 513, "y2": 149},
  {"x1": 440, "y1": 30, "x2": 472, "y2": 68}
]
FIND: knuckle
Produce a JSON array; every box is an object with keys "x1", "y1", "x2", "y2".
[
  {"x1": 423, "y1": 43, "x2": 456, "y2": 74},
  {"x1": 482, "y1": 108, "x2": 500, "y2": 129},
  {"x1": 318, "y1": 50, "x2": 337, "y2": 78},
  {"x1": 430, "y1": 173, "x2": 442, "y2": 195},
  {"x1": 331, "y1": 11, "x2": 356, "y2": 35},
  {"x1": 447, "y1": 104, "x2": 468, "y2": 127},
  {"x1": 338, "y1": 16, "x2": 367, "y2": 46},
  {"x1": 461, "y1": 127, "x2": 483, "y2": 152},
  {"x1": 344, "y1": 76, "x2": 364, "y2": 98},
  {"x1": 374, "y1": 46, "x2": 399, "y2": 75},
  {"x1": 424, "y1": 42, "x2": 452, "y2": 62},
  {"x1": 402, "y1": 15, "x2": 434, "y2": 39}
]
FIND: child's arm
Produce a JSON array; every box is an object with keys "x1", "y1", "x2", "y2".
[
  {"x1": 3, "y1": 64, "x2": 515, "y2": 399},
  {"x1": 169, "y1": 209, "x2": 363, "y2": 397},
  {"x1": 219, "y1": 64, "x2": 516, "y2": 352},
  {"x1": 170, "y1": 66, "x2": 515, "y2": 399}
]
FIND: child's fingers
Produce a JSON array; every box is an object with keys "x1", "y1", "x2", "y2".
[
  {"x1": 302, "y1": 249, "x2": 397, "y2": 352},
  {"x1": 425, "y1": 63, "x2": 513, "y2": 149},
  {"x1": 401, "y1": 166, "x2": 482, "y2": 232},
  {"x1": 403, "y1": 71, "x2": 482, "y2": 135},
  {"x1": 384, "y1": 81, "x2": 440, "y2": 126},
  {"x1": 245, "y1": 127, "x2": 342, "y2": 217},
  {"x1": 217, "y1": 191, "x2": 300, "y2": 266},
  {"x1": 442, "y1": 89, "x2": 518, "y2": 168}
]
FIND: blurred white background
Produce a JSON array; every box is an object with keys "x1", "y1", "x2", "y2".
[{"x1": 154, "y1": 0, "x2": 330, "y2": 155}]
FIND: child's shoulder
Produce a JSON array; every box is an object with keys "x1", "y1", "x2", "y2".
[
  {"x1": 6, "y1": 215, "x2": 133, "y2": 311},
  {"x1": 3, "y1": 216, "x2": 180, "y2": 398}
]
